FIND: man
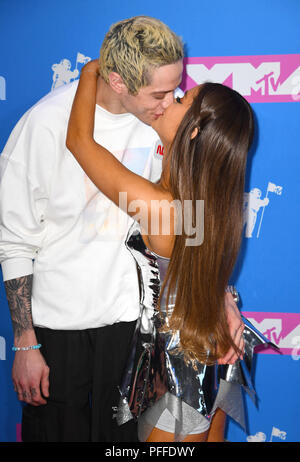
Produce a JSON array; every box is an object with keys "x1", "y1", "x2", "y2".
[{"x1": 0, "y1": 16, "x2": 243, "y2": 442}]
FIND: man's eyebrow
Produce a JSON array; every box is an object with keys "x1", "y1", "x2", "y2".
[{"x1": 150, "y1": 88, "x2": 187, "y2": 97}]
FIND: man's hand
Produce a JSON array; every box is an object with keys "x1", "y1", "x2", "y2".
[
  {"x1": 218, "y1": 292, "x2": 245, "y2": 365},
  {"x1": 4, "y1": 274, "x2": 50, "y2": 405},
  {"x1": 12, "y1": 349, "x2": 49, "y2": 406}
]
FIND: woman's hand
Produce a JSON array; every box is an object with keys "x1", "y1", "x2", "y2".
[{"x1": 217, "y1": 292, "x2": 245, "y2": 365}]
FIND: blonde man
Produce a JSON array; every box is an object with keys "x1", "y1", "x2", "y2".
[{"x1": 1, "y1": 16, "x2": 183, "y2": 443}]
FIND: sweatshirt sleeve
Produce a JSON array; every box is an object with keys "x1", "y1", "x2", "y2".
[{"x1": 0, "y1": 108, "x2": 56, "y2": 281}]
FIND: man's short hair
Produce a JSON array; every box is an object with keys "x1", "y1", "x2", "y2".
[{"x1": 99, "y1": 16, "x2": 184, "y2": 95}]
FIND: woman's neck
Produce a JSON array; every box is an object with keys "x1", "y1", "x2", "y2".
[{"x1": 157, "y1": 147, "x2": 172, "y2": 192}]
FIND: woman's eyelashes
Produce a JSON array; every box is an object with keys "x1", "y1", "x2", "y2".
[{"x1": 175, "y1": 96, "x2": 182, "y2": 104}]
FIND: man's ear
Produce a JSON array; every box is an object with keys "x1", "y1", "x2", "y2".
[{"x1": 108, "y1": 72, "x2": 127, "y2": 94}]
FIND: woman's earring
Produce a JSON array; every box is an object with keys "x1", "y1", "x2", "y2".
[{"x1": 191, "y1": 127, "x2": 199, "y2": 140}]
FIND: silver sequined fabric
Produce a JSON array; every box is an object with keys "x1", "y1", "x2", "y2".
[{"x1": 116, "y1": 222, "x2": 278, "y2": 441}]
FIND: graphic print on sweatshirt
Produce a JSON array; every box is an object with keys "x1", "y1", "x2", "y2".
[{"x1": 80, "y1": 146, "x2": 153, "y2": 243}]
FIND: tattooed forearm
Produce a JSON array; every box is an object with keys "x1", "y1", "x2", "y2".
[{"x1": 4, "y1": 275, "x2": 34, "y2": 340}]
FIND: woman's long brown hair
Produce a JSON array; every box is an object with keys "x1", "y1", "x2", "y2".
[{"x1": 160, "y1": 82, "x2": 254, "y2": 364}]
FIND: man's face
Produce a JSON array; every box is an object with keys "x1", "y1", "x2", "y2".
[{"x1": 119, "y1": 60, "x2": 183, "y2": 126}]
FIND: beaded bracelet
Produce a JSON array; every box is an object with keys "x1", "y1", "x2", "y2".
[{"x1": 12, "y1": 344, "x2": 42, "y2": 352}]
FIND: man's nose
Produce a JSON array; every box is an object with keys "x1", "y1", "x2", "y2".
[{"x1": 161, "y1": 92, "x2": 173, "y2": 109}]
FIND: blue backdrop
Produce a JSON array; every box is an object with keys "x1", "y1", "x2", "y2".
[{"x1": 0, "y1": 0, "x2": 299, "y2": 443}]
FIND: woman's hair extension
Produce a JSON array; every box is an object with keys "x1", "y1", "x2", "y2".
[{"x1": 160, "y1": 83, "x2": 254, "y2": 364}]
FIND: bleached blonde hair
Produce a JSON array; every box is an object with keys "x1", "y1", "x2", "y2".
[{"x1": 99, "y1": 16, "x2": 184, "y2": 95}]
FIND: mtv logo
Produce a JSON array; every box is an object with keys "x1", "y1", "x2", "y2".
[
  {"x1": 186, "y1": 62, "x2": 284, "y2": 96},
  {"x1": 243, "y1": 312, "x2": 300, "y2": 354},
  {"x1": 182, "y1": 54, "x2": 300, "y2": 103},
  {"x1": 247, "y1": 318, "x2": 282, "y2": 345}
]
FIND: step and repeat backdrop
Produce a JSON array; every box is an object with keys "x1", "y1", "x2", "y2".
[{"x1": 0, "y1": 0, "x2": 299, "y2": 443}]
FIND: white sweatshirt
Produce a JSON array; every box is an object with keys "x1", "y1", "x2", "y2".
[{"x1": 0, "y1": 81, "x2": 162, "y2": 330}]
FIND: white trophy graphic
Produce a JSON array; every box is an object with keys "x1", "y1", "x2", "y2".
[
  {"x1": 243, "y1": 182, "x2": 283, "y2": 238},
  {"x1": 269, "y1": 427, "x2": 287, "y2": 441},
  {"x1": 247, "y1": 427, "x2": 287, "y2": 442},
  {"x1": 51, "y1": 52, "x2": 91, "y2": 91},
  {"x1": 246, "y1": 431, "x2": 267, "y2": 442}
]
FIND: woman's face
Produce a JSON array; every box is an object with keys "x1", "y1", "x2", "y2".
[{"x1": 151, "y1": 85, "x2": 200, "y2": 147}]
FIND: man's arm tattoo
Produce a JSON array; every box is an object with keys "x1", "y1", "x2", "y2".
[{"x1": 4, "y1": 275, "x2": 34, "y2": 340}]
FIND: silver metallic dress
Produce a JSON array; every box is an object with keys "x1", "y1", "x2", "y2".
[{"x1": 116, "y1": 222, "x2": 277, "y2": 441}]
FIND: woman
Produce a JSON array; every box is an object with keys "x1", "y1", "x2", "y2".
[{"x1": 66, "y1": 61, "x2": 272, "y2": 442}]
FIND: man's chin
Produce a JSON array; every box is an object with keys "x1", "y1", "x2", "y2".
[
  {"x1": 139, "y1": 116, "x2": 153, "y2": 126},
  {"x1": 133, "y1": 113, "x2": 156, "y2": 127},
  {"x1": 140, "y1": 111, "x2": 161, "y2": 126}
]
